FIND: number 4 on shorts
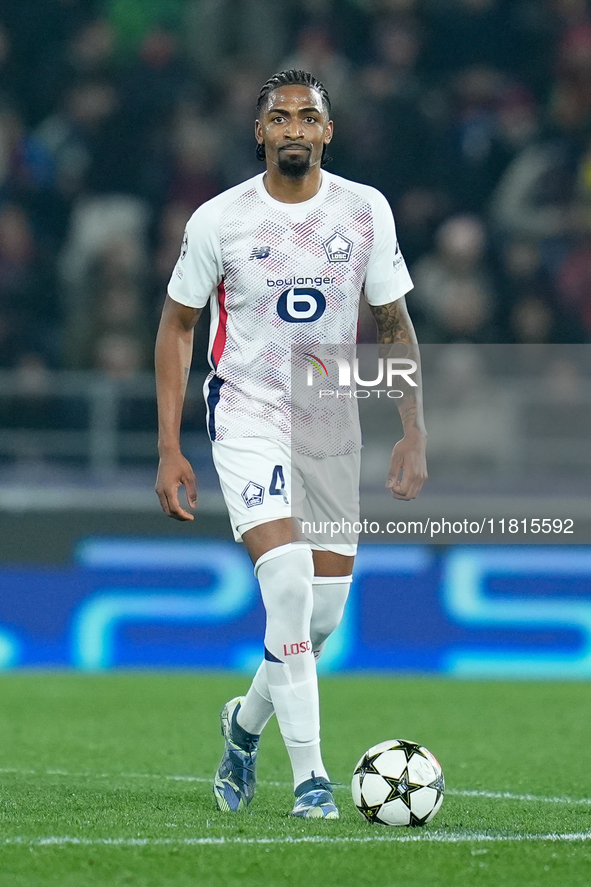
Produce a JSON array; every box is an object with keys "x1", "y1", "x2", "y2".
[{"x1": 270, "y1": 465, "x2": 289, "y2": 504}]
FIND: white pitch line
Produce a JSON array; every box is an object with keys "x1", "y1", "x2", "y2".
[
  {"x1": 446, "y1": 788, "x2": 591, "y2": 807},
  {"x1": 2, "y1": 767, "x2": 591, "y2": 808},
  {"x1": 3, "y1": 832, "x2": 591, "y2": 848}
]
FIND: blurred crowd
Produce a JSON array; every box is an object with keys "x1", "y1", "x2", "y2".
[{"x1": 1, "y1": 0, "x2": 591, "y2": 381}]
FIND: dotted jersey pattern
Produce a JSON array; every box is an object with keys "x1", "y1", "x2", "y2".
[{"x1": 211, "y1": 179, "x2": 374, "y2": 457}]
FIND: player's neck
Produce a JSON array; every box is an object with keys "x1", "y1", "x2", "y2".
[{"x1": 262, "y1": 168, "x2": 323, "y2": 204}]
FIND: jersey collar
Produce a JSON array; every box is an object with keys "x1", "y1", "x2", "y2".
[{"x1": 254, "y1": 172, "x2": 330, "y2": 216}]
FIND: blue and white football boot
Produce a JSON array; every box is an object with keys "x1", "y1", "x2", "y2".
[
  {"x1": 213, "y1": 696, "x2": 259, "y2": 812},
  {"x1": 291, "y1": 773, "x2": 339, "y2": 820}
]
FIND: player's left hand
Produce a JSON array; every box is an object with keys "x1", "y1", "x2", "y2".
[{"x1": 386, "y1": 429, "x2": 427, "y2": 500}]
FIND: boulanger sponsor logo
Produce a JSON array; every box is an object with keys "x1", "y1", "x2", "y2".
[
  {"x1": 241, "y1": 481, "x2": 264, "y2": 507},
  {"x1": 269, "y1": 278, "x2": 335, "y2": 324},
  {"x1": 267, "y1": 275, "x2": 336, "y2": 287},
  {"x1": 304, "y1": 353, "x2": 417, "y2": 398},
  {"x1": 276, "y1": 287, "x2": 327, "y2": 323},
  {"x1": 323, "y1": 232, "x2": 353, "y2": 262}
]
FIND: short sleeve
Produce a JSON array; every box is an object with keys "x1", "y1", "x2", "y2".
[
  {"x1": 167, "y1": 201, "x2": 223, "y2": 308},
  {"x1": 363, "y1": 191, "x2": 413, "y2": 306}
]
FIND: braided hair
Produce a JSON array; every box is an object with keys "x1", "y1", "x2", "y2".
[{"x1": 255, "y1": 69, "x2": 332, "y2": 163}]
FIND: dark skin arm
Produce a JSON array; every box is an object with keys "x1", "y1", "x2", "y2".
[
  {"x1": 154, "y1": 294, "x2": 201, "y2": 520},
  {"x1": 369, "y1": 296, "x2": 427, "y2": 500}
]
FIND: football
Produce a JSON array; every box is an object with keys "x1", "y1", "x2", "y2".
[{"x1": 351, "y1": 739, "x2": 445, "y2": 826}]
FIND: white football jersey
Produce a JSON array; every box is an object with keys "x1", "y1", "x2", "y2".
[{"x1": 168, "y1": 171, "x2": 413, "y2": 456}]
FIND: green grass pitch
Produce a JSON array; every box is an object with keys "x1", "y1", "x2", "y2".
[{"x1": 1, "y1": 672, "x2": 591, "y2": 887}]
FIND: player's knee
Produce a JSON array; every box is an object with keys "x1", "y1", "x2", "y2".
[
  {"x1": 310, "y1": 608, "x2": 344, "y2": 650},
  {"x1": 309, "y1": 575, "x2": 352, "y2": 649},
  {"x1": 255, "y1": 543, "x2": 314, "y2": 615}
]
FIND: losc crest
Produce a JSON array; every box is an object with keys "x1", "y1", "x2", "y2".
[
  {"x1": 241, "y1": 481, "x2": 264, "y2": 508},
  {"x1": 323, "y1": 232, "x2": 353, "y2": 263}
]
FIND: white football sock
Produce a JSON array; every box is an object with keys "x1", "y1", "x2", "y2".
[
  {"x1": 310, "y1": 575, "x2": 352, "y2": 661},
  {"x1": 254, "y1": 543, "x2": 329, "y2": 789},
  {"x1": 237, "y1": 573, "x2": 354, "y2": 768},
  {"x1": 235, "y1": 661, "x2": 274, "y2": 736}
]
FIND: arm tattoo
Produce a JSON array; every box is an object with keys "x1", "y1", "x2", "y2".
[
  {"x1": 369, "y1": 299, "x2": 416, "y2": 346},
  {"x1": 369, "y1": 298, "x2": 424, "y2": 433}
]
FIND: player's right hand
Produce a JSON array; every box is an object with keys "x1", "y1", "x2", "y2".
[{"x1": 155, "y1": 451, "x2": 197, "y2": 521}]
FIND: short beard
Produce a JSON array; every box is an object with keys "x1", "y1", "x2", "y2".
[{"x1": 277, "y1": 151, "x2": 311, "y2": 179}]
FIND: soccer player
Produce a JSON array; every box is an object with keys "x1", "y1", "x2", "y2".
[{"x1": 155, "y1": 70, "x2": 427, "y2": 819}]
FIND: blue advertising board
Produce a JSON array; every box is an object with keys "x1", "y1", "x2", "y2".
[{"x1": 1, "y1": 540, "x2": 590, "y2": 678}]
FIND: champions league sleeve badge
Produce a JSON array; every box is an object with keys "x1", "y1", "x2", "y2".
[{"x1": 323, "y1": 232, "x2": 353, "y2": 263}]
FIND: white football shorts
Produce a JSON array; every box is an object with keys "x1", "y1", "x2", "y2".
[{"x1": 211, "y1": 438, "x2": 360, "y2": 556}]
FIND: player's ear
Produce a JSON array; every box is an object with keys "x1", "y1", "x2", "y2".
[
  {"x1": 324, "y1": 120, "x2": 334, "y2": 145},
  {"x1": 255, "y1": 119, "x2": 264, "y2": 145}
]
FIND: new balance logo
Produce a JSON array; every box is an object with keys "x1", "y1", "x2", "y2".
[{"x1": 250, "y1": 246, "x2": 271, "y2": 260}]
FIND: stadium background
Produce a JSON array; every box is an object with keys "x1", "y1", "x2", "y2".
[{"x1": 1, "y1": 0, "x2": 591, "y2": 677}]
